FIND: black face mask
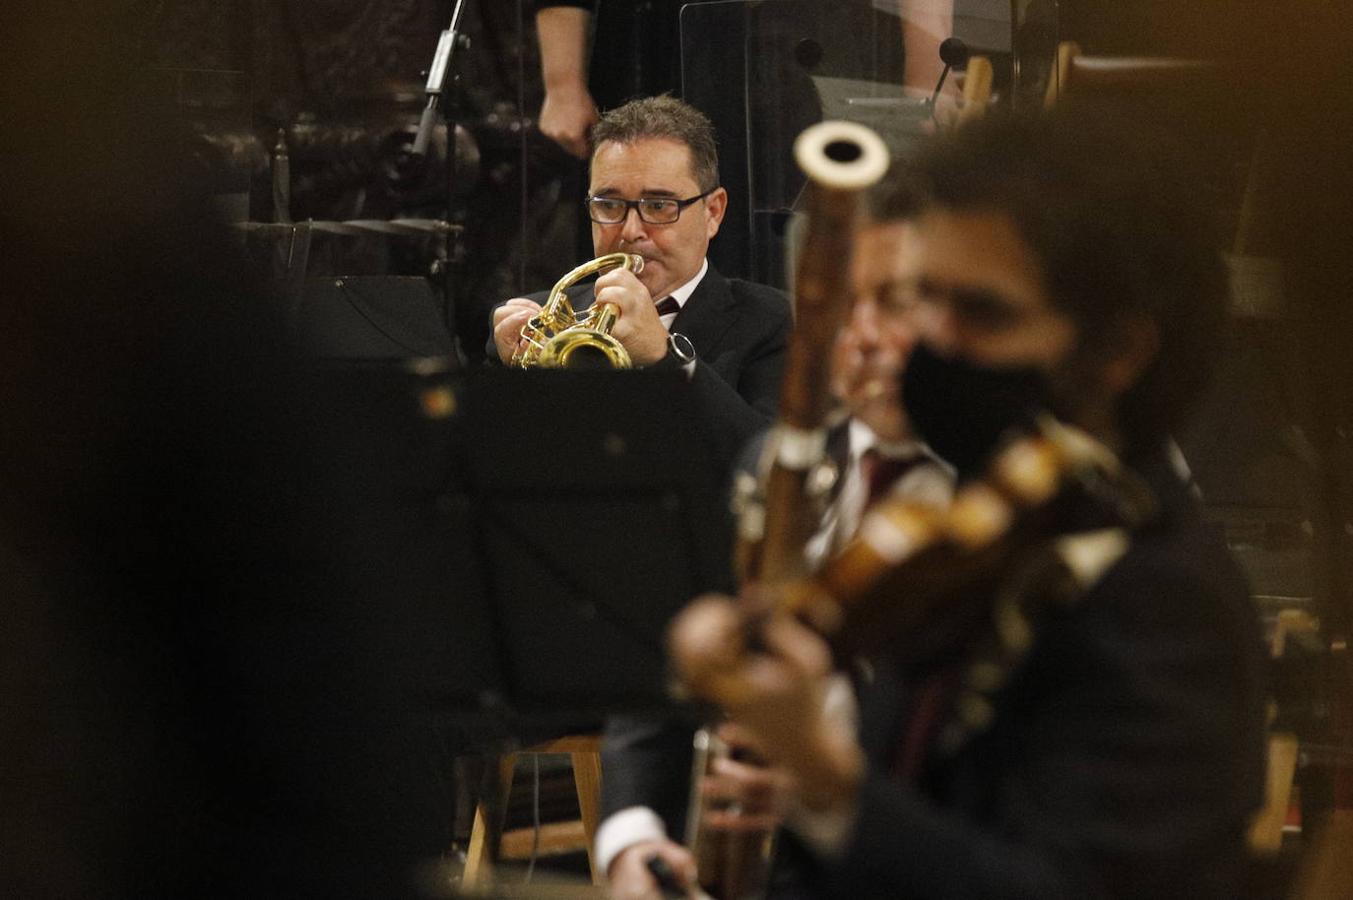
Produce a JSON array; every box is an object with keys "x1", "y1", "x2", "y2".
[{"x1": 902, "y1": 341, "x2": 1052, "y2": 480}]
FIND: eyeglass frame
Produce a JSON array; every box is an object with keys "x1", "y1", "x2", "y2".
[{"x1": 584, "y1": 188, "x2": 718, "y2": 225}]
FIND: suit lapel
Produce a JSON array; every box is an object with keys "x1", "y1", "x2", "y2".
[{"x1": 670, "y1": 266, "x2": 739, "y2": 356}]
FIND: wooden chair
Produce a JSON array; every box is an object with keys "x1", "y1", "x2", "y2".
[
  {"x1": 1248, "y1": 612, "x2": 1319, "y2": 855},
  {"x1": 957, "y1": 55, "x2": 995, "y2": 124},
  {"x1": 1043, "y1": 41, "x2": 1224, "y2": 109},
  {"x1": 1248, "y1": 730, "x2": 1300, "y2": 854},
  {"x1": 462, "y1": 735, "x2": 604, "y2": 888},
  {"x1": 1289, "y1": 810, "x2": 1353, "y2": 899}
]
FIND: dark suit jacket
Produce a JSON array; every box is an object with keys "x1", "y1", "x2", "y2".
[
  {"x1": 776, "y1": 449, "x2": 1268, "y2": 899},
  {"x1": 489, "y1": 264, "x2": 791, "y2": 462}
]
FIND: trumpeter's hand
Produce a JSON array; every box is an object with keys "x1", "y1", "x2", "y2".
[
  {"x1": 492, "y1": 297, "x2": 543, "y2": 363},
  {"x1": 593, "y1": 267, "x2": 668, "y2": 365}
]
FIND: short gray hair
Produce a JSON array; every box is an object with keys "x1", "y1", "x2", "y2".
[{"x1": 590, "y1": 95, "x2": 720, "y2": 192}]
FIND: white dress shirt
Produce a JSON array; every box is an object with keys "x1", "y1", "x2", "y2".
[
  {"x1": 806, "y1": 418, "x2": 953, "y2": 568},
  {"x1": 656, "y1": 257, "x2": 708, "y2": 332}
]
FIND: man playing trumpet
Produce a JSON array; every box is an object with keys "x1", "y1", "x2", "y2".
[{"x1": 491, "y1": 95, "x2": 791, "y2": 448}]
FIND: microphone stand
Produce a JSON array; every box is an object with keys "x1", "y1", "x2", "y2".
[
  {"x1": 929, "y1": 37, "x2": 970, "y2": 122},
  {"x1": 413, "y1": 0, "x2": 470, "y2": 160},
  {"x1": 412, "y1": 0, "x2": 471, "y2": 351}
]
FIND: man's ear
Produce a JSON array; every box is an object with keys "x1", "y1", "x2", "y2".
[
  {"x1": 1103, "y1": 314, "x2": 1160, "y2": 395},
  {"x1": 704, "y1": 186, "x2": 728, "y2": 238}
]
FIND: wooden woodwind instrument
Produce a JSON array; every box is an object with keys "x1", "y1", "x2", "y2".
[{"x1": 684, "y1": 120, "x2": 891, "y2": 900}]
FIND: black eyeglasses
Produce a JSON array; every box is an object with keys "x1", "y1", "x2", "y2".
[{"x1": 585, "y1": 189, "x2": 716, "y2": 225}]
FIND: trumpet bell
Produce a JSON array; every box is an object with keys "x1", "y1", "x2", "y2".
[
  {"x1": 536, "y1": 327, "x2": 632, "y2": 369},
  {"x1": 512, "y1": 252, "x2": 644, "y2": 369}
]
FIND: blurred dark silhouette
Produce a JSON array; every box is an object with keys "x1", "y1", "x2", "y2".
[{"x1": 2, "y1": 6, "x2": 457, "y2": 897}]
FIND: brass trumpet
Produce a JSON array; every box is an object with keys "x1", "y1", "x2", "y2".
[{"x1": 510, "y1": 252, "x2": 645, "y2": 369}]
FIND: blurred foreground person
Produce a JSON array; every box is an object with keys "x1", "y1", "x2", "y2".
[
  {"x1": 2, "y1": 8, "x2": 448, "y2": 897},
  {"x1": 670, "y1": 111, "x2": 1267, "y2": 899}
]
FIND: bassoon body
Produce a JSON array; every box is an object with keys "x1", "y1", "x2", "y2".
[{"x1": 684, "y1": 120, "x2": 890, "y2": 900}]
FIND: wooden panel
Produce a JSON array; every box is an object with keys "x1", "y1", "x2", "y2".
[
  {"x1": 500, "y1": 820, "x2": 589, "y2": 859},
  {"x1": 1291, "y1": 810, "x2": 1353, "y2": 899}
]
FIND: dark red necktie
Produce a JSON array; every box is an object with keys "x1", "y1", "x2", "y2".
[
  {"x1": 860, "y1": 448, "x2": 925, "y2": 507},
  {"x1": 654, "y1": 296, "x2": 680, "y2": 317}
]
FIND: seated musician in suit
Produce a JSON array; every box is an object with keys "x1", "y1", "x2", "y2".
[
  {"x1": 808, "y1": 190, "x2": 955, "y2": 563},
  {"x1": 598, "y1": 184, "x2": 956, "y2": 900},
  {"x1": 670, "y1": 110, "x2": 1268, "y2": 898},
  {"x1": 490, "y1": 95, "x2": 791, "y2": 452}
]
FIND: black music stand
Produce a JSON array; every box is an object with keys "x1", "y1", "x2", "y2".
[
  {"x1": 433, "y1": 368, "x2": 735, "y2": 878},
  {"x1": 440, "y1": 368, "x2": 734, "y2": 729}
]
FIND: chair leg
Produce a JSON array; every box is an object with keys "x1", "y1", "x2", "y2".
[
  {"x1": 1044, "y1": 41, "x2": 1081, "y2": 109},
  {"x1": 958, "y1": 55, "x2": 994, "y2": 124},
  {"x1": 571, "y1": 750, "x2": 604, "y2": 884},
  {"x1": 463, "y1": 753, "x2": 517, "y2": 888},
  {"x1": 1248, "y1": 732, "x2": 1299, "y2": 854}
]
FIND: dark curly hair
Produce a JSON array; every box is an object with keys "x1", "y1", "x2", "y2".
[{"x1": 902, "y1": 108, "x2": 1229, "y2": 454}]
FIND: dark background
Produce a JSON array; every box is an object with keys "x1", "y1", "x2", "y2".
[{"x1": 3, "y1": 1, "x2": 1351, "y2": 896}]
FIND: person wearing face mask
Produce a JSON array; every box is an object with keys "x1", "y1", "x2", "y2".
[
  {"x1": 667, "y1": 110, "x2": 1267, "y2": 899},
  {"x1": 490, "y1": 95, "x2": 791, "y2": 455}
]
